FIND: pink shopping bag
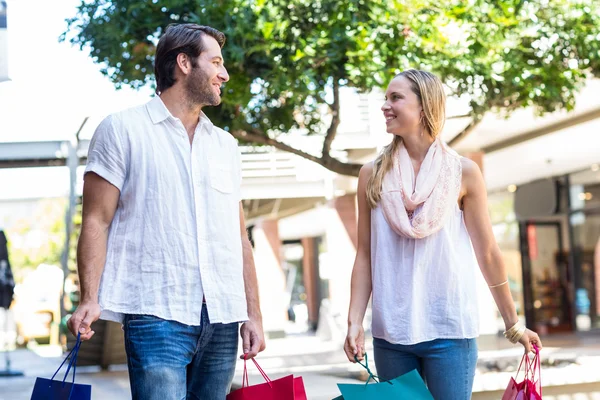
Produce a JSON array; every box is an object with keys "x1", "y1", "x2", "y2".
[
  {"x1": 502, "y1": 344, "x2": 542, "y2": 400},
  {"x1": 227, "y1": 356, "x2": 307, "y2": 400}
]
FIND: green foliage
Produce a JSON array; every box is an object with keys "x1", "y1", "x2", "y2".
[
  {"x1": 63, "y1": 0, "x2": 600, "y2": 170},
  {"x1": 6, "y1": 199, "x2": 67, "y2": 281},
  {"x1": 5, "y1": 199, "x2": 82, "y2": 284}
]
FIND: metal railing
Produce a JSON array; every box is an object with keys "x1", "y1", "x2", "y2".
[{"x1": 241, "y1": 152, "x2": 298, "y2": 178}]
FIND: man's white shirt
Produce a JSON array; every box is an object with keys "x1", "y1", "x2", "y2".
[{"x1": 85, "y1": 96, "x2": 248, "y2": 325}]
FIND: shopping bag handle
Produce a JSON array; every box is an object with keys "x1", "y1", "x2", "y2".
[
  {"x1": 531, "y1": 344, "x2": 542, "y2": 396},
  {"x1": 242, "y1": 354, "x2": 273, "y2": 389},
  {"x1": 354, "y1": 353, "x2": 391, "y2": 386},
  {"x1": 525, "y1": 345, "x2": 541, "y2": 381},
  {"x1": 515, "y1": 344, "x2": 536, "y2": 382},
  {"x1": 520, "y1": 343, "x2": 542, "y2": 397},
  {"x1": 49, "y1": 333, "x2": 82, "y2": 400},
  {"x1": 515, "y1": 352, "x2": 528, "y2": 381}
]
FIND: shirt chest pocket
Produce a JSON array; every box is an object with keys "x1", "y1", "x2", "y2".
[{"x1": 209, "y1": 163, "x2": 235, "y2": 194}]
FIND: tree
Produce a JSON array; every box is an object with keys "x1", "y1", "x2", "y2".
[
  {"x1": 63, "y1": 0, "x2": 600, "y2": 177},
  {"x1": 6, "y1": 199, "x2": 67, "y2": 281}
]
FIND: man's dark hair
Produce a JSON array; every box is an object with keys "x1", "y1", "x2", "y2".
[{"x1": 154, "y1": 23, "x2": 226, "y2": 94}]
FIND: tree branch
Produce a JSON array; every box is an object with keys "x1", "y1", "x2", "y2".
[
  {"x1": 446, "y1": 113, "x2": 472, "y2": 120},
  {"x1": 321, "y1": 79, "x2": 341, "y2": 159},
  {"x1": 230, "y1": 128, "x2": 362, "y2": 177},
  {"x1": 231, "y1": 129, "x2": 323, "y2": 163}
]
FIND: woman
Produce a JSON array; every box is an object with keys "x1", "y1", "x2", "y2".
[{"x1": 344, "y1": 69, "x2": 542, "y2": 399}]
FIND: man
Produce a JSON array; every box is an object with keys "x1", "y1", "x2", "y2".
[{"x1": 67, "y1": 24, "x2": 265, "y2": 400}]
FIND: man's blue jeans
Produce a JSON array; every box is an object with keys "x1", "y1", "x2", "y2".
[
  {"x1": 123, "y1": 304, "x2": 239, "y2": 400},
  {"x1": 373, "y1": 337, "x2": 478, "y2": 400}
]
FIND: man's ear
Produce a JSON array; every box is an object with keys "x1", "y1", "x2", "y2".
[{"x1": 176, "y1": 53, "x2": 192, "y2": 76}]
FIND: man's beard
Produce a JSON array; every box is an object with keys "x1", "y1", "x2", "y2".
[{"x1": 185, "y1": 65, "x2": 221, "y2": 107}]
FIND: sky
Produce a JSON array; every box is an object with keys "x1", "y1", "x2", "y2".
[
  {"x1": 0, "y1": 0, "x2": 152, "y2": 202},
  {"x1": 0, "y1": 0, "x2": 153, "y2": 143}
]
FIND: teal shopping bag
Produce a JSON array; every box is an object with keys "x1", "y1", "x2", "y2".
[{"x1": 333, "y1": 354, "x2": 433, "y2": 400}]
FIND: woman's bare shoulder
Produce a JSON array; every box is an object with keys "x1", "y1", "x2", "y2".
[
  {"x1": 461, "y1": 157, "x2": 483, "y2": 179},
  {"x1": 359, "y1": 160, "x2": 375, "y2": 179},
  {"x1": 460, "y1": 157, "x2": 485, "y2": 193}
]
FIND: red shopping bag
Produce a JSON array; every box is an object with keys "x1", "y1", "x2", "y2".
[
  {"x1": 226, "y1": 356, "x2": 307, "y2": 400},
  {"x1": 502, "y1": 344, "x2": 542, "y2": 400}
]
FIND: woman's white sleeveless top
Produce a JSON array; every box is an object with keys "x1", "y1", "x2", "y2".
[{"x1": 370, "y1": 204, "x2": 480, "y2": 345}]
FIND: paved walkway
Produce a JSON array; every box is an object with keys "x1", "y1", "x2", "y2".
[{"x1": 0, "y1": 332, "x2": 598, "y2": 399}]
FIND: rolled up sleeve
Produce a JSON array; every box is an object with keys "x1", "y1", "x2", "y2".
[{"x1": 84, "y1": 115, "x2": 128, "y2": 191}]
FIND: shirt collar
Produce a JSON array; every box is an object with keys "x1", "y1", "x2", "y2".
[
  {"x1": 198, "y1": 110, "x2": 214, "y2": 134},
  {"x1": 146, "y1": 96, "x2": 173, "y2": 125},
  {"x1": 146, "y1": 96, "x2": 214, "y2": 135}
]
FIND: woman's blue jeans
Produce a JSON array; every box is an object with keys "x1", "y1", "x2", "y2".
[
  {"x1": 123, "y1": 304, "x2": 239, "y2": 400},
  {"x1": 373, "y1": 337, "x2": 478, "y2": 400}
]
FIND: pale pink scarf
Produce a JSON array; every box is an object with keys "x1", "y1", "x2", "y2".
[{"x1": 380, "y1": 138, "x2": 462, "y2": 239}]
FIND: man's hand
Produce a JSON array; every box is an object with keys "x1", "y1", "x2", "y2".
[
  {"x1": 239, "y1": 318, "x2": 266, "y2": 359},
  {"x1": 67, "y1": 301, "x2": 101, "y2": 341}
]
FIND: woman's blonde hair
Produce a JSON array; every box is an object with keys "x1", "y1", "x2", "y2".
[{"x1": 366, "y1": 69, "x2": 446, "y2": 209}]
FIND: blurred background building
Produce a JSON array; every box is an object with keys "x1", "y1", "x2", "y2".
[
  {"x1": 2, "y1": 82, "x2": 599, "y2": 346},
  {"x1": 0, "y1": 0, "x2": 599, "y2": 361}
]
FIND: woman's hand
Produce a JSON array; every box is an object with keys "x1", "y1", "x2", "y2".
[
  {"x1": 519, "y1": 328, "x2": 543, "y2": 353},
  {"x1": 344, "y1": 323, "x2": 366, "y2": 362}
]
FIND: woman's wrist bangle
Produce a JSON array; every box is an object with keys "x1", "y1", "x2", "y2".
[
  {"x1": 489, "y1": 279, "x2": 508, "y2": 288},
  {"x1": 503, "y1": 321, "x2": 526, "y2": 344}
]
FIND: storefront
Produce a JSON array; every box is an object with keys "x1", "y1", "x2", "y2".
[
  {"x1": 491, "y1": 165, "x2": 600, "y2": 335},
  {"x1": 568, "y1": 167, "x2": 600, "y2": 331}
]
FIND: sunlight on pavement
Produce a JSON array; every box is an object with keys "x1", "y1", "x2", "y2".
[
  {"x1": 550, "y1": 393, "x2": 600, "y2": 400},
  {"x1": 27, "y1": 344, "x2": 62, "y2": 358}
]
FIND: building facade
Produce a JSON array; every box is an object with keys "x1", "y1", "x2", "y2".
[{"x1": 2, "y1": 82, "x2": 599, "y2": 342}]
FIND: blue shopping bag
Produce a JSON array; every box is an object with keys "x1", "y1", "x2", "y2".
[
  {"x1": 30, "y1": 333, "x2": 91, "y2": 400},
  {"x1": 333, "y1": 354, "x2": 433, "y2": 400}
]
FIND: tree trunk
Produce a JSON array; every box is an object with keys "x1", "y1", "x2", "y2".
[{"x1": 320, "y1": 156, "x2": 362, "y2": 177}]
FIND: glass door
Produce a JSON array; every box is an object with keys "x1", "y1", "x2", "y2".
[
  {"x1": 571, "y1": 211, "x2": 600, "y2": 330},
  {"x1": 521, "y1": 222, "x2": 573, "y2": 334}
]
